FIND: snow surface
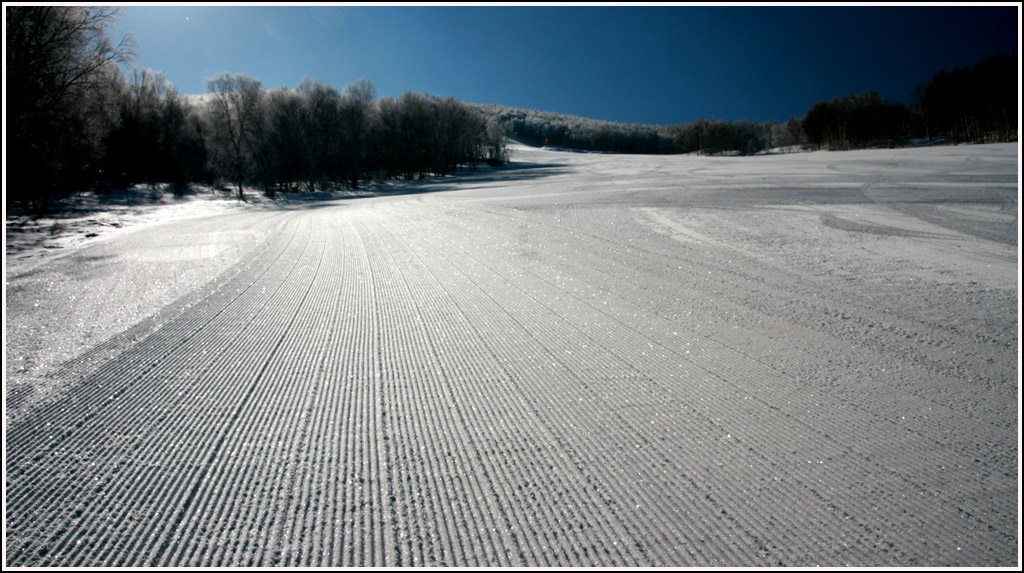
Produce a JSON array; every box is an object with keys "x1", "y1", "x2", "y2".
[{"x1": 4, "y1": 142, "x2": 1020, "y2": 566}]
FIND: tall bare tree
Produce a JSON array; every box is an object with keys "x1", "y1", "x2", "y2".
[
  {"x1": 340, "y1": 78, "x2": 376, "y2": 189},
  {"x1": 297, "y1": 78, "x2": 343, "y2": 190},
  {"x1": 6, "y1": 6, "x2": 134, "y2": 208},
  {"x1": 203, "y1": 72, "x2": 265, "y2": 200}
]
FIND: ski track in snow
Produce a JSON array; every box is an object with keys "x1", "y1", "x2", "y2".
[{"x1": 4, "y1": 143, "x2": 1019, "y2": 566}]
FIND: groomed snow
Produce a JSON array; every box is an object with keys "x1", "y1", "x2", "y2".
[{"x1": 4, "y1": 142, "x2": 1019, "y2": 566}]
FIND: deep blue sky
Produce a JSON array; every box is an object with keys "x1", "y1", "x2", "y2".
[{"x1": 111, "y1": 4, "x2": 1020, "y2": 126}]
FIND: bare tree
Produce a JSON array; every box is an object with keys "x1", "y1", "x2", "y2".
[
  {"x1": 297, "y1": 78, "x2": 343, "y2": 190},
  {"x1": 343, "y1": 76, "x2": 377, "y2": 104},
  {"x1": 6, "y1": 6, "x2": 134, "y2": 208},
  {"x1": 485, "y1": 117, "x2": 510, "y2": 166},
  {"x1": 106, "y1": 67, "x2": 174, "y2": 186},
  {"x1": 203, "y1": 72, "x2": 265, "y2": 200},
  {"x1": 340, "y1": 78, "x2": 376, "y2": 189},
  {"x1": 261, "y1": 88, "x2": 308, "y2": 193},
  {"x1": 372, "y1": 96, "x2": 402, "y2": 180},
  {"x1": 6, "y1": 6, "x2": 134, "y2": 112}
]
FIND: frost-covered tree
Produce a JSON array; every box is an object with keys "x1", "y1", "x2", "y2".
[
  {"x1": 260, "y1": 88, "x2": 309, "y2": 194},
  {"x1": 485, "y1": 117, "x2": 510, "y2": 166},
  {"x1": 203, "y1": 72, "x2": 265, "y2": 200},
  {"x1": 297, "y1": 78, "x2": 343, "y2": 190},
  {"x1": 339, "y1": 78, "x2": 376, "y2": 189},
  {"x1": 396, "y1": 92, "x2": 432, "y2": 180},
  {"x1": 105, "y1": 68, "x2": 174, "y2": 187},
  {"x1": 6, "y1": 5, "x2": 134, "y2": 208}
]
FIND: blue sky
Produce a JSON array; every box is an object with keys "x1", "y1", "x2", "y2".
[{"x1": 111, "y1": 4, "x2": 1019, "y2": 126}]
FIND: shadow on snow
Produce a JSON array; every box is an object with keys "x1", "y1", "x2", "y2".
[{"x1": 260, "y1": 160, "x2": 571, "y2": 210}]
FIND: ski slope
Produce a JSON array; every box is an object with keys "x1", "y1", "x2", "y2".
[{"x1": 5, "y1": 142, "x2": 1019, "y2": 566}]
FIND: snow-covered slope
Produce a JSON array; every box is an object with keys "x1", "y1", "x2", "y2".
[{"x1": 5, "y1": 142, "x2": 1018, "y2": 566}]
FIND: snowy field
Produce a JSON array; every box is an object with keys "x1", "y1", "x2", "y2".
[{"x1": 4, "y1": 142, "x2": 1019, "y2": 566}]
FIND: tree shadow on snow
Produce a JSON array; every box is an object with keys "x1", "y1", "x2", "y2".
[{"x1": 264, "y1": 160, "x2": 571, "y2": 210}]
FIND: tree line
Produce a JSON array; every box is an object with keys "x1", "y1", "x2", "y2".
[
  {"x1": 801, "y1": 53, "x2": 1016, "y2": 150},
  {"x1": 476, "y1": 52, "x2": 1016, "y2": 156},
  {"x1": 7, "y1": 6, "x2": 508, "y2": 210},
  {"x1": 7, "y1": 7, "x2": 1015, "y2": 211},
  {"x1": 190, "y1": 74, "x2": 507, "y2": 201},
  {"x1": 473, "y1": 103, "x2": 812, "y2": 157},
  {"x1": 909, "y1": 52, "x2": 1017, "y2": 146},
  {"x1": 7, "y1": 6, "x2": 134, "y2": 210}
]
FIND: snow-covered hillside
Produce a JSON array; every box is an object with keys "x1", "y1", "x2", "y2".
[{"x1": 5, "y1": 142, "x2": 1018, "y2": 566}]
